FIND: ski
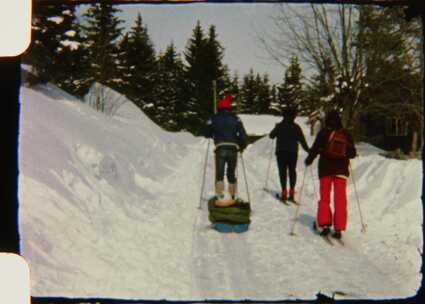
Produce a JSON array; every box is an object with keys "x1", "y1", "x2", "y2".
[
  {"x1": 312, "y1": 221, "x2": 334, "y2": 246},
  {"x1": 274, "y1": 193, "x2": 290, "y2": 205},
  {"x1": 335, "y1": 239, "x2": 345, "y2": 246},
  {"x1": 320, "y1": 233, "x2": 334, "y2": 246},
  {"x1": 286, "y1": 198, "x2": 299, "y2": 205},
  {"x1": 331, "y1": 235, "x2": 345, "y2": 246},
  {"x1": 333, "y1": 290, "x2": 355, "y2": 298},
  {"x1": 263, "y1": 188, "x2": 290, "y2": 205}
]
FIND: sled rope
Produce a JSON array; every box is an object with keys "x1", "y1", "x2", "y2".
[{"x1": 198, "y1": 139, "x2": 211, "y2": 210}]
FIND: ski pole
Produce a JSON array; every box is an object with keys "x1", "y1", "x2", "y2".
[
  {"x1": 240, "y1": 152, "x2": 251, "y2": 203},
  {"x1": 232, "y1": 147, "x2": 240, "y2": 198},
  {"x1": 350, "y1": 163, "x2": 367, "y2": 233},
  {"x1": 198, "y1": 139, "x2": 211, "y2": 210},
  {"x1": 264, "y1": 138, "x2": 275, "y2": 190},
  {"x1": 289, "y1": 166, "x2": 308, "y2": 236},
  {"x1": 310, "y1": 166, "x2": 319, "y2": 201}
]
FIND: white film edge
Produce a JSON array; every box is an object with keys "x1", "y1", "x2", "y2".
[
  {"x1": 0, "y1": 253, "x2": 31, "y2": 304},
  {"x1": 0, "y1": 1, "x2": 32, "y2": 57}
]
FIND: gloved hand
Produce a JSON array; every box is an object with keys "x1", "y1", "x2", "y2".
[{"x1": 305, "y1": 155, "x2": 314, "y2": 166}]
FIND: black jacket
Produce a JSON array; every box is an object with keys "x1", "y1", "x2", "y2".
[
  {"x1": 269, "y1": 119, "x2": 309, "y2": 154},
  {"x1": 204, "y1": 109, "x2": 248, "y2": 149}
]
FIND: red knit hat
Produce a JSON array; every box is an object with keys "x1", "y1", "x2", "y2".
[{"x1": 217, "y1": 95, "x2": 233, "y2": 110}]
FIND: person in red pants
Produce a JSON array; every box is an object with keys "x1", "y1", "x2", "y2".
[{"x1": 304, "y1": 110, "x2": 357, "y2": 239}]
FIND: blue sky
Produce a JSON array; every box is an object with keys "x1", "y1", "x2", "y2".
[{"x1": 117, "y1": 3, "x2": 286, "y2": 84}]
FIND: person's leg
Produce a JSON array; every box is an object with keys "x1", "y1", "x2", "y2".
[
  {"x1": 276, "y1": 153, "x2": 288, "y2": 198},
  {"x1": 288, "y1": 152, "x2": 298, "y2": 200},
  {"x1": 333, "y1": 177, "x2": 348, "y2": 232},
  {"x1": 318, "y1": 176, "x2": 332, "y2": 227},
  {"x1": 226, "y1": 147, "x2": 238, "y2": 198},
  {"x1": 215, "y1": 148, "x2": 226, "y2": 197}
]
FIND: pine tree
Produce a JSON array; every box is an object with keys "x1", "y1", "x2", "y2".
[
  {"x1": 274, "y1": 75, "x2": 288, "y2": 114},
  {"x1": 82, "y1": 3, "x2": 124, "y2": 92},
  {"x1": 53, "y1": 6, "x2": 86, "y2": 96},
  {"x1": 240, "y1": 69, "x2": 257, "y2": 114},
  {"x1": 256, "y1": 74, "x2": 272, "y2": 114},
  {"x1": 25, "y1": 4, "x2": 63, "y2": 84},
  {"x1": 118, "y1": 13, "x2": 157, "y2": 115},
  {"x1": 182, "y1": 21, "x2": 207, "y2": 131},
  {"x1": 305, "y1": 55, "x2": 337, "y2": 116},
  {"x1": 204, "y1": 25, "x2": 227, "y2": 102},
  {"x1": 154, "y1": 43, "x2": 185, "y2": 131},
  {"x1": 269, "y1": 85, "x2": 279, "y2": 115},
  {"x1": 227, "y1": 72, "x2": 242, "y2": 113},
  {"x1": 183, "y1": 22, "x2": 227, "y2": 133},
  {"x1": 25, "y1": 4, "x2": 85, "y2": 95},
  {"x1": 277, "y1": 56, "x2": 304, "y2": 113},
  {"x1": 357, "y1": 5, "x2": 422, "y2": 153}
]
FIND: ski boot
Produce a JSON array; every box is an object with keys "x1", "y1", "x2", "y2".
[
  {"x1": 229, "y1": 183, "x2": 237, "y2": 201},
  {"x1": 215, "y1": 181, "x2": 225, "y2": 200},
  {"x1": 280, "y1": 189, "x2": 288, "y2": 203},
  {"x1": 332, "y1": 230, "x2": 342, "y2": 239},
  {"x1": 287, "y1": 188, "x2": 297, "y2": 204},
  {"x1": 320, "y1": 226, "x2": 331, "y2": 237}
]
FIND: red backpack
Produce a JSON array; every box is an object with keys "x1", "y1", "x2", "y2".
[{"x1": 324, "y1": 130, "x2": 349, "y2": 159}]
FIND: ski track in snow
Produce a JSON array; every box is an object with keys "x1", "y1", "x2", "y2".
[
  {"x1": 192, "y1": 209, "x2": 264, "y2": 300},
  {"x1": 293, "y1": 215, "x2": 401, "y2": 299},
  {"x1": 170, "y1": 141, "x2": 247, "y2": 299},
  {"x1": 175, "y1": 141, "x2": 263, "y2": 300}
]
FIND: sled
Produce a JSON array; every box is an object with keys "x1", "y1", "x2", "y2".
[
  {"x1": 214, "y1": 197, "x2": 236, "y2": 207},
  {"x1": 212, "y1": 222, "x2": 250, "y2": 233},
  {"x1": 208, "y1": 197, "x2": 251, "y2": 233}
]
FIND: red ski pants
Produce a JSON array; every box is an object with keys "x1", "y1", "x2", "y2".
[{"x1": 317, "y1": 176, "x2": 348, "y2": 231}]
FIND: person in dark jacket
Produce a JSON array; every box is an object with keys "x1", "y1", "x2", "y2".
[
  {"x1": 304, "y1": 110, "x2": 357, "y2": 239},
  {"x1": 205, "y1": 94, "x2": 248, "y2": 199},
  {"x1": 269, "y1": 107, "x2": 309, "y2": 203}
]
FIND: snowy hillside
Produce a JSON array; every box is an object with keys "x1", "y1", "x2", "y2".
[{"x1": 18, "y1": 84, "x2": 422, "y2": 300}]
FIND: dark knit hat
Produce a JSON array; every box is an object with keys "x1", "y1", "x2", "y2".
[
  {"x1": 283, "y1": 107, "x2": 297, "y2": 121},
  {"x1": 325, "y1": 110, "x2": 343, "y2": 129}
]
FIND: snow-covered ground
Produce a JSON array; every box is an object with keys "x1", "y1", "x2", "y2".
[
  {"x1": 18, "y1": 84, "x2": 422, "y2": 300},
  {"x1": 238, "y1": 113, "x2": 282, "y2": 136}
]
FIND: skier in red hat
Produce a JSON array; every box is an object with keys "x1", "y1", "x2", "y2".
[{"x1": 205, "y1": 94, "x2": 247, "y2": 199}]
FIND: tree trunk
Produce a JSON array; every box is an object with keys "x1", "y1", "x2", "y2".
[
  {"x1": 310, "y1": 119, "x2": 315, "y2": 136},
  {"x1": 410, "y1": 130, "x2": 418, "y2": 158}
]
